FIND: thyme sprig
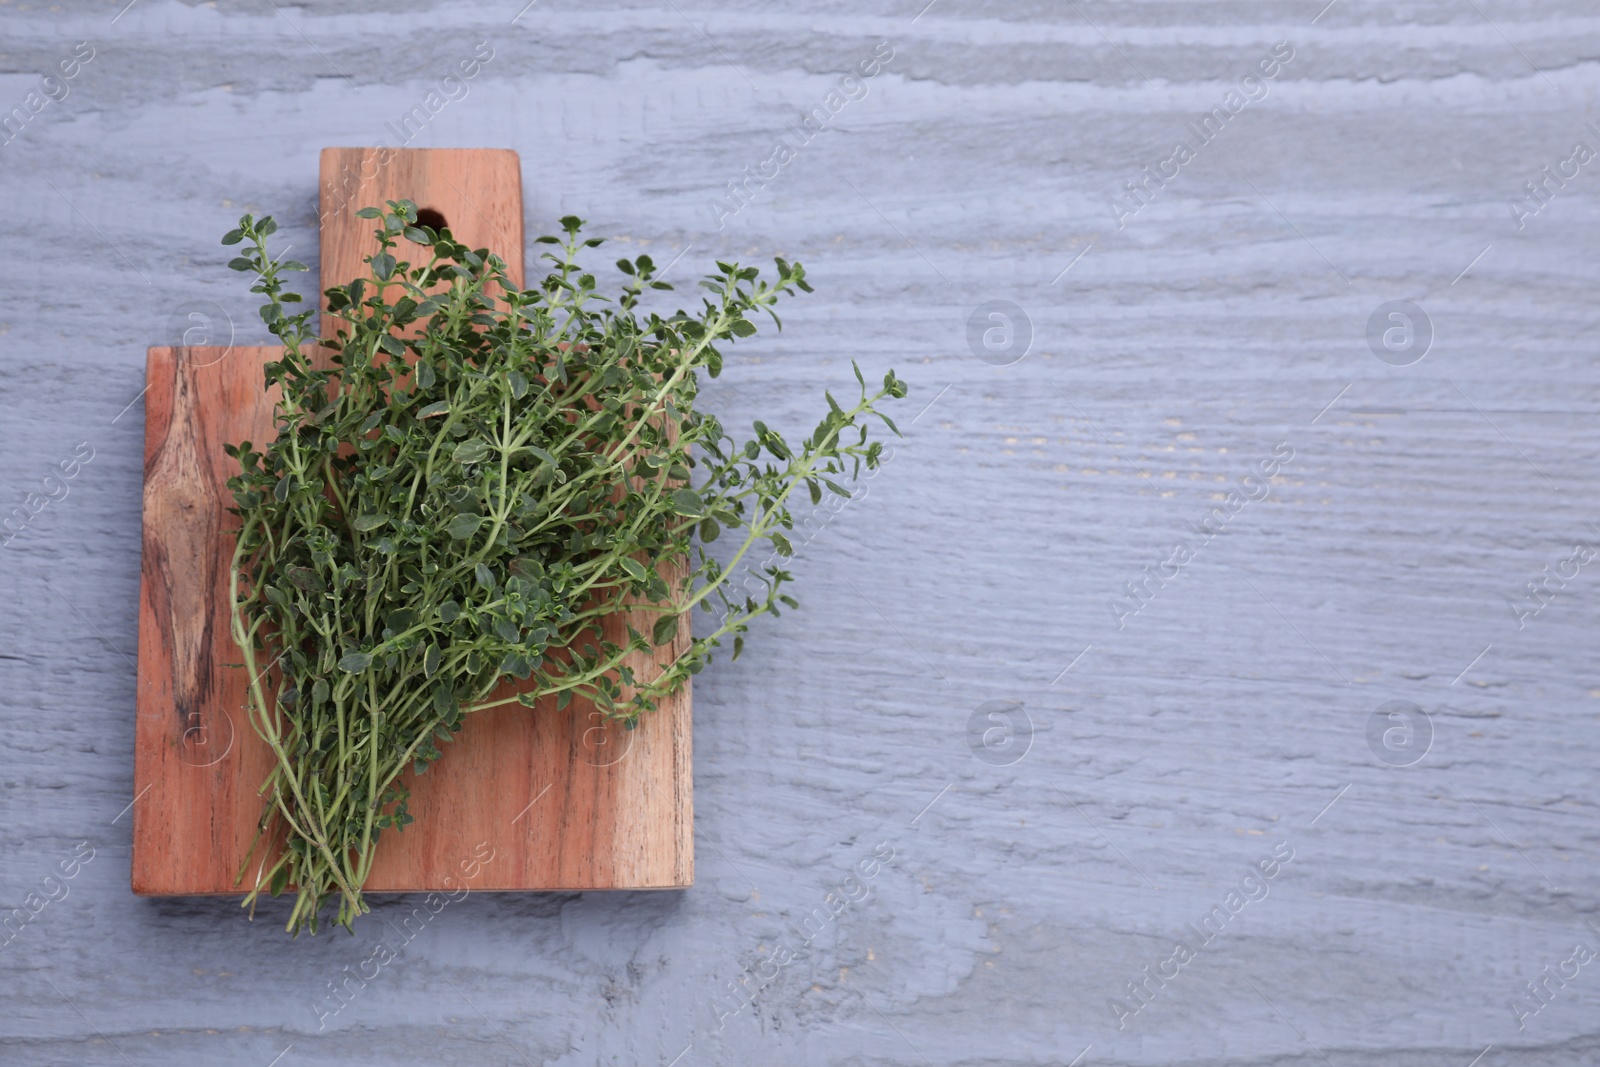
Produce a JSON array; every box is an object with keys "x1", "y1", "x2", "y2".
[{"x1": 222, "y1": 202, "x2": 905, "y2": 934}]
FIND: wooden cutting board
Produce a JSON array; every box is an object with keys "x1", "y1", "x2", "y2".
[{"x1": 131, "y1": 149, "x2": 693, "y2": 895}]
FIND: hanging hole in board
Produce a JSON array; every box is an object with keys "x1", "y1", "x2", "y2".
[{"x1": 416, "y1": 207, "x2": 448, "y2": 232}]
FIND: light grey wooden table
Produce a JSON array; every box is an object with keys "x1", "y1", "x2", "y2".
[{"x1": 1, "y1": 2, "x2": 1596, "y2": 1064}]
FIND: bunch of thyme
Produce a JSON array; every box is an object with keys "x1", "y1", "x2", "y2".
[{"x1": 222, "y1": 201, "x2": 905, "y2": 934}]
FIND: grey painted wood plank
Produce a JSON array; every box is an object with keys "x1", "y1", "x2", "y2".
[{"x1": 1, "y1": 1, "x2": 1597, "y2": 1064}]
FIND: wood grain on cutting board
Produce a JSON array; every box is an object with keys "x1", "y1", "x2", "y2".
[{"x1": 131, "y1": 148, "x2": 691, "y2": 895}]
